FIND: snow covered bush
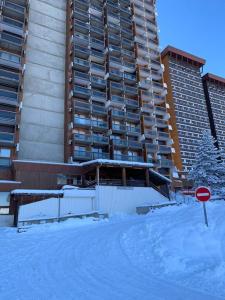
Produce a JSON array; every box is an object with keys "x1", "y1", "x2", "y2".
[{"x1": 188, "y1": 130, "x2": 225, "y2": 196}]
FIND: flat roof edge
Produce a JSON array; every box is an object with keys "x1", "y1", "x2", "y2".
[
  {"x1": 203, "y1": 73, "x2": 225, "y2": 85},
  {"x1": 161, "y1": 45, "x2": 206, "y2": 66}
]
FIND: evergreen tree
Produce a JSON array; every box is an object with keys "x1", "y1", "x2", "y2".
[{"x1": 188, "y1": 130, "x2": 222, "y2": 192}]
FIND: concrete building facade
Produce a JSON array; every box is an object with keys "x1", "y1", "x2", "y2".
[
  {"x1": 162, "y1": 46, "x2": 210, "y2": 175},
  {"x1": 18, "y1": 0, "x2": 66, "y2": 162},
  {"x1": 203, "y1": 73, "x2": 225, "y2": 154}
]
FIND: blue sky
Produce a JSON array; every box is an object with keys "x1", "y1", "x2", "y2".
[{"x1": 157, "y1": 0, "x2": 225, "y2": 78}]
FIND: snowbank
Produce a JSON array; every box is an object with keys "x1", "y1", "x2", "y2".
[{"x1": 121, "y1": 201, "x2": 225, "y2": 299}]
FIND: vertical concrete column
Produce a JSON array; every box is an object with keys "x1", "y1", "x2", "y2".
[
  {"x1": 122, "y1": 168, "x2": 127, "y2": 186},
  {"x1": 19, "y1": 0, "x2": 66, "y2": 162},
  {"x1": 145, "y1": 169, "x2": 150, "y2": 187}
]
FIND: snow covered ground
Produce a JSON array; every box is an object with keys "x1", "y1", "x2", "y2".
[{"x1": 0, "y1": 201, "x2": 224, "y2": 300}]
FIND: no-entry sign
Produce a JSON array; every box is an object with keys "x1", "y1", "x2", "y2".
[
  {"x1": 195, "y1": 186, "x2": 211, "y2": 227},
  {"x1": 195, "y1": 186, "x2": 211, "y2": 202}
]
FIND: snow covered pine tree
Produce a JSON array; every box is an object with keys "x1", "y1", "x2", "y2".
[{"x1": 188, "y1": 130, "x2": 225, "y2": 196}]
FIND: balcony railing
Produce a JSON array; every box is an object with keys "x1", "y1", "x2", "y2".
[
  {"x1": 112, "y1": 123, "x2": 126, "y2": 132},
  {"x1": 126, "y1": 126, "x2": 141, "y2": 134},
  {"x1": 128, "y1": 140, "x2": 142, "y2": 149},
  {"x1": 91, "y1": 90, "x2": 106, "y2": 102},
  {"x1": 74, "y1": 57, "x2": 90, "y2": 70},
  {"x1": 0, "y1": 50, "x2": 21, "y2": 69},
  {"x1": 74, "y1": 100, "x2": 91, "y2": 112},
  {"x1": 160, "y1": 158, "x2": 173, "y2": 168},
  {"x1": 93, "y1": 152, "x2": 110, "y2": 159},
  {"x1": 126, "y1": 112, "x2": 140, "y2": 122},
  {"x1": 158, "y1": 145, "x2": 171, "y2": 154},
  {"x1": 125, "y1": 98, "x2": 139, "y2": 108},
  {"x1": 73, "y1": 86, "x2": 91, "y2": 98},
  {"x1": 113, "y1": 139, "x2": 128, "y2": 147},
  {"x1": 92, "y1": 119, "x2": 108, "y2": 129},
  {"x1": 0, "y1": 132, "x2": 14, "y2": 144},
  {"x1": 74, "y1": 133, "x2": 92, "y2": 144},
  {"x1": 74, "y1": 150, "x2": 92, "y2": 160},
  {"x1": 111, "y1": 109, "x2": 125, "y2": 118},
  {"x1": 0, "y1": 157, "x2": 11, "y2": 167},
  {"x1": 0, "y1": 110, "x2": 16, "y2": 125},
  {"x1": 0, "y1": 15, "x2": 24, "y2": 36},
  {"x1": 0, "y1": 69, "x2": 19, "y2": 88},
  {"x1": 92, "y1": 134, "x2": 109, "y2": 144},
  {"x1": 145, "y1": 143, "x2": 158, "y2": 152},
  {"x1": 74, "y1": 117, "x2": 91, "y2": 127},
  {"x1": 92, "y1": 104, "x2": 107, "y2": 115},
  {"x1": 114, "y1": 154, "x2": 144, "y2": 162}
]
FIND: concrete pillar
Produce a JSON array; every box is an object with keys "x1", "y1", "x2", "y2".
[
  {"x1": 145, "y1": 169, "x2": 150, "y2": 187},
  {"x1": 122, "y1": 168, "x2": 127, "y2": 186},
  {"x1": 19, "y1": 0, "x2": 66, "y2": 162}
]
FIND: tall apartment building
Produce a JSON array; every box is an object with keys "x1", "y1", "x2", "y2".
[
  {"x1": 162, "y1": 46, "x2": 210, "y2": 175},
  {"x1": 203, "y1": 73, "x2": 225, "y2": 154},
  {"x1": 0, "y1": 0, "x2": 172, "y2": 192},
  {"x1": 65, "y1": 0, "x2": 172, "y2": 174}
]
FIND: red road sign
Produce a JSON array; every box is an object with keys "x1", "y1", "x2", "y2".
[{"x1": 195, "y1": 186, "x2": 211, "y2": 202}]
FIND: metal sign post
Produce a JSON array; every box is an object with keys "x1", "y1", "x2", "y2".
[{"x1": 195, "y1": 186, "x2": 211, "y2": 227}]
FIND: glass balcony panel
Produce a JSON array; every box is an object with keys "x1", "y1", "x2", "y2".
[
  {"x1": 74, "y1": 117, "x2": 92, "y2": 127},
  {"x1": 145, "y1": 143, "x2": 158, "y2": 152},
  {"x1": 0, "y1": 157, "x2": 11, "y2": 167},
  {"x1": 0, "y1": 70, "x2": 19, "y2": 87},
  {"x1": 91, "y1": 90, "x2": 106, "y2": 102},
  {"x1": 92, "y1": 104, "x2": 107, "y2": 115},
  {"x1": 128, "y1": 140, "x2": 142, "y2": 149},
  {"x1": 112, "y1": 109, "x2": 125, "y2": 118},
  {"x1": 113, "y1": 138, "x2": 128, "y2": 147},
  {"x1": 74, "y1": 100, "x2": 91, "y2": 112},
  {"x1": 126, "y1": 126, "x2": 141, "y2": 134},
  {"x1": 74, "y1": 45, "x2": 90, "y2": 59},
  {"x1": 74, "y1": 150, "x2": 92, "y2": 160},
  {"x1": 125, "y1": 98, "x2": 139, "y2": 108},
  {"x1": 158, "y1": 145, "x2": 171, "y2": 154},
  {"x1": 112, "y1": 123, "x2": 126, "y2": 132},
  {"x1": 93, "y1": 152, "x2": 110, "y2": 159},
  {"x1": 73, "y1": 86, "x2": 91, "y2": 98},
  {"x1": 92, "y1": 134, "x2": 109, "y2": 144},
  {"x1": 74, "y1": 133, "x2": 92, "y2": 143},
  {"x1": 126, "y1": 112, "x2": 140, "y2": 122},
  {"x1": 0, "y1": 110, "x2": 16, "y2": 125},
  {"x1": 92, "y1": 119, "x2": 108, "y2": 129},
  {"x1": 0, "y1": 132, "x2": 14, "y2": 144}
]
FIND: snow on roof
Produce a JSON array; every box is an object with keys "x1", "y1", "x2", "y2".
[
  {"x1": 80, "y1": 159, "x2": 154, "y2": 168},
  {"x1": 13, "y1": 160, "x2": 80, "y2": 166},
  {"x1": 0, "y1": 180, "x2": 21, "y2": 184},
  {"x1": 11, "y1": 190, "x2": 63, "y2": 195}
]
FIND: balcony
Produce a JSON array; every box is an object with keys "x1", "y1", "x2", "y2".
[
  {"x1": 111, "y1": 109, "x2": 125, "y2": 119},
  {"x1": 0, "y1": 89, "x2": 18, "y2": 106},
  {"x1": 151, "y1": 70, "x2": 162, "y2": 81},
  {"x1": 92, "y1": 119, "x2": 108, "y2": 130},
  {"x1": 124, "y1": 73, "x2": 136, "y2": 84},
  {"x1": 125, "y1": 98, "x2": 139, "y2": 109},
  {"x1": 74, "y1": 8, "x2": 89, "y2": 23},
  {"x1": 0, "y1": 31, "x2": 23, "y2": 53},
  {"x1": 74, "y1": 100, "x2": 91, "y2": 112},
  {"x1": 74, "y1": 45, "x2": 90, "y2": 59},
  {"x1": 152, "y1": 82, "x2": 167, "y2": 96},
  {"x1": 91, "y1": 76, "x2": 106, "y2": 89},
  {"x1": 74, "y1": 0, "x2": 89, "y2": 12},
  {"x1": 73, "y1": 86, "x2": 91, "y2": 99},
  {"x1": 93, "y1": 152, "x2": 110, "y2": 159},
  {"x1": 91, "y1": 90, "x2": 106, "y2": 103},
  {"x1": 110, "y1": 95, "x2": 125, "y2": 107},
  {"x1": 121, "y1": 48, "x2": 135, "y2": 59},
  {"x1": 74, "y1": 33, "x2": 89, "y2": 47},
  {"x1": 89, "y1": 5, "x2": 103, "y2": 17},
  {"x1": 73, "y1": 57, "x2": 90, "y2": 72},
  {"x1": 141, "y1": 91, "x2": 152, "y2": 102},
  {"x1": 156, "y1": 118, "x2": 168, "y2": 129},
  {"x1": 126, "y1": 112, "x2": 140, "y2": 122},
  {"x1": 74, "y1": 150, "x2": 92, "y2": 161},
  {"x1": 128, "y1": 140, "x2": 142, "y2": 149},
  {"x1": 108, "y1": 69, "x2": 123, "y2": 81},
  {"x1": 90, "y1": 26, "x2": 104, "y2": 39},
  {"x1": 74, "y1": 71, "x2": 90, "y2": 86},
  {"x1": 141, "y1": 103, "x2": 154, "y2": 113},
  {"x1": 2, "y1": 0, "x2": 25, "y2": 22},
  {"x1": 0, "y1": 69, "x2": 19, "y2": 87},
  {"x1": 108, "y1": 44, "x2": 121, "y2": 56},
  {"x1": 139, "y1": 79, "x2": 152, "y2": 90},
  {"x1": 144, "y1": 116, "x2": 155, "y2": 127},
  {"x1": 160, "y1": 158, "x2": 173, "y2": 168},
  {"x1": 107, "y1": 12, "x2": 120, "y2": 24},
  {"x1": 144, "y1": 129, "x2": 157, "y2": 139},
  {"x1": 139, "y1": 67, "x2": 150, "y2": 78},
  {"x1": 0, "y1": 110, "x2": 16, "y2": 126},
  {"x1": 74, "y1": 19, "x2": 89, "y2": 35},
  {"x1": 113, "y1": 138, "x2": 128, "y2": 148},
  {"x1": 0, "y1": 157, "x2": 11, "y2": 167},
  {"x1": 124, "y1": 85, "x2": 138, "y2": 95},
  {"x1": 109, "y1": 56, "x2": 122, "y2": 69},
  {"x1": 157, "y1": 131, "x2": 170, "y2": 141},
  {"x1": 155, "y1": 106, "x2": 167, "y2": 116},
  {"x1": 123, "y1": 61, "x2": 136, "y2": 73},
  {"x1": 90, "y1": 37, "x2": 104, "y2": 51},
  {"x1": 92, "y1": 134, "x2": 109, "y2": 145},
  {"x1": 0, "y1": 51, "x2": 21, "y2": 69},
  {"x1": 126, "y1": 126, "x2": 141, "y2": 135},
  {"x1": 90, "y1": 63, "x2": 105, "y2": 77},
  {"x1": 154, "y1": 94, "x2": 165, "y2": 104},
  {"x1": 151, "y1": 60, "x2": 163, "y2": 73},
  {"x1": 74, "y1": 133, "x2": 92, "y2": 144},
  {"x1": 92, "y1": 104, "x2": 107, "y2": 115},
  {"x1": 0, "y1": 15, "x2": 24, "y2": 36},
  {"x1": 0, "y1": 132, "x2": 14, "y2": 145},
  {"x1": 90, "y1": 49, "x2": 105, "y2": 64},
  {"x1": 145, "y1": 143, "x2": 158, "y2": 153},
  {"x1": 158, "y1": 145, "x2": 171, "y2": 154},
  {"x1": 122, "y1": 38, "x2": 134, "y2": 50},
  {"x1": 110, "y1": 82, "x2": 123, "y2": 93},
  {"x1": 112, "y1": 123, "x2": 126, "y2": 133},
  {"x1": 114, "y1": 154, "x2": 144, "y2": 163},
  {"x1": 108, "y1": 33, "x2": 121, "y2": 46},
  {"x1": 74, "y1": 117, "x2": 91, "y2": 128}
]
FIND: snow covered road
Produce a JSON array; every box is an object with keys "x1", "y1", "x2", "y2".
[{"x1": 0, "y1": 202, "x2": 224, "y2": 300}]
